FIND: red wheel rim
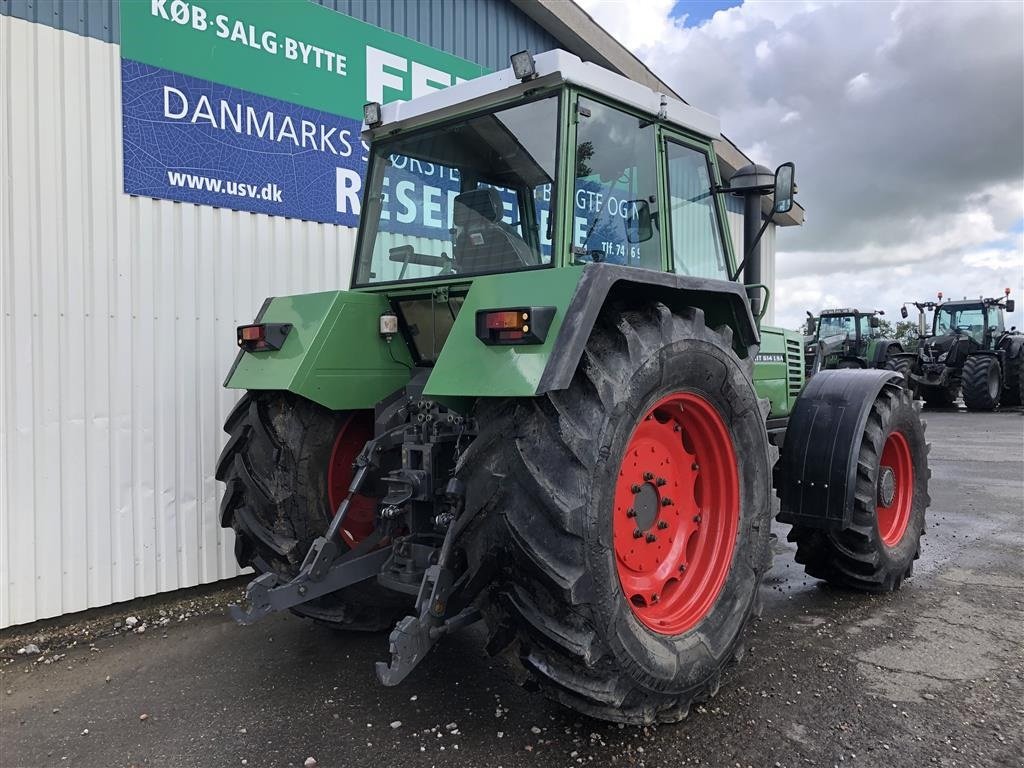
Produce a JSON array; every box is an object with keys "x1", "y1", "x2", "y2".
[
  {"x1": 613, "y1": 392, "x2": 739, "y2": 636},
  {"x1": 876, "y1": 431, "x2": 913, "y2": 547},
  {"x1": 327, "y1": 412, "x2": 377, "y2": 547}
]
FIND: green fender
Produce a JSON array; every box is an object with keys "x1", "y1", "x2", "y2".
[{"x1": 225, "y1": 264, "x2": 761, "y2": 411}]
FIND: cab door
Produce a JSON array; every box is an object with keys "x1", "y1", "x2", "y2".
[{"x1": 659, "y1": 131, "x2": 735, "y2": 280}]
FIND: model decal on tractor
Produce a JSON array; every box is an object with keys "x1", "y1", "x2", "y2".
[{"x1": 215, "y1": 49, "x2": 931, "y2": 724}]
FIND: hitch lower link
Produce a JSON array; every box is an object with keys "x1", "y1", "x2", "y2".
[{"x1": 228, "y1": 429, "x2": 480, "y2": 686}]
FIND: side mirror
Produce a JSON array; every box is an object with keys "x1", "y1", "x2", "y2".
[
  {"x1": 625, "y1": 199, "x2": 654, "y2": 244},
  {"x1": 870, "y1": 316, "x2": 881, "y2": 328},
  {"x1": 773, "y1": 162, "x2": 795, "y2": 214},
  {"x1": 900, "y1": 306, "x2": 909, "y2": 319},
  {"x1": 1006, "y1": 299, "x2": 1015, "y2": 312}
]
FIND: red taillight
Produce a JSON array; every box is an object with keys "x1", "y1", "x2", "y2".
[
  {"x1": 475, "y1": 307, "x2": 555, "y2": 346},
  {"x1": 236, "y1": 322, "x2": 292, "y2": 352},
  {"x1": 240, "y1": 325, "x2": 264, "y2": 342},
  {"x1": 485, "y1": 310, "x2": 526, "y2": 330}
]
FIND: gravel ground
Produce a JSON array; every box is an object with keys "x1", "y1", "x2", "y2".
[{"x1": 2, "y1": 407, "x2": 1022, "y2": 768}]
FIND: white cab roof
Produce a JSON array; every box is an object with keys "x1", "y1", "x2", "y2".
[{"x1": 364, "y1": 49, "x2": 721, "y2": 142}]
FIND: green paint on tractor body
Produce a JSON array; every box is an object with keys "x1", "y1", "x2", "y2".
[{"x1": 753, "y1": 326, "x2": 803, "y2": 419}]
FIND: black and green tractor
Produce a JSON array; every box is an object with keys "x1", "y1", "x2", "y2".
[
  {"x1": 216, "y1": 50, "x2": 930, "y2": 724},
  {"x1": 802, "y1": 308, "x2": 905, "y2": 376},
  {"x1": 894, "y1": 290, "x2": 1023, "y2": 410}
]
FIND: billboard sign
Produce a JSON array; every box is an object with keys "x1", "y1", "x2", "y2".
[{"x1": 119, "y1": 0, "x2": 489, "y2": 226}]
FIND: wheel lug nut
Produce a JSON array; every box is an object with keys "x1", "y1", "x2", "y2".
[
  {"x1": 691, "y1": 462, "x2": 699, "y2": 471},
  {"x1": 643, "y1": 472, "x2": 654, "y2": 481},
  {"x1": 693, "y1": 514, "x2": 702, "y2": 523},
  {"x1": 661, "y1": 497, "x2": 672, "y2": 506},
  {"x1": 633, "y1": 528, "x2": 643, "y2": 539},
  {"x1": 673, "y1": 424, "x2": 681, "y2": 432},
  {"x1": 679, "y1": 564, "x2": 687, "y2": 573},
  {"x1": 657, "y1": 520, "x2": 669, "y2": 530},
  {"x1": 626, "y1": 508, "x2": 636, "y2": 518},
  {"x1": 651, "y1": 594, "x2": 659, "y2": 604},
  {"x1": 656, "y1": 477, "x2": 667, "y2": 486},
  {"x1": 631, "y1": 484, "x2": 642, "y2": 494},
  {"x1": 646, "y1": 533, "x2": 657, "y2": 543}
]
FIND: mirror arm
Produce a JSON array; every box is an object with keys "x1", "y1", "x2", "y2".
[{"x1": 729, "y1": 209, "x2": 775, "y2": 282}]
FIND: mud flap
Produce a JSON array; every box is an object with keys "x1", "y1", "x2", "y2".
[{"x1": 776, "y1": 369, "x2": 904, "y2": 529}]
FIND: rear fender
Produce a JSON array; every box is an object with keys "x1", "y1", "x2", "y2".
[
  {"x1": 224, "y1": 290, "x2": 413, "y2": 410},
  {"x1": 776, "y1": 369, "x2": 904, "y2": 530},
  {"x1": 533, "y1": 263, "x2": 759, "y2": 394},
  {"x1": 422, "y1": 263, "x2": 759, "y2": 397}
]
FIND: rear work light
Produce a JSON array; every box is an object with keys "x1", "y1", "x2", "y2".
[
  {"x1": 236, "y1": 322, "x2": 292, "y2": 352},
  {"x1": 475, "y1": 307, "x2": 556, "y2": 346}
]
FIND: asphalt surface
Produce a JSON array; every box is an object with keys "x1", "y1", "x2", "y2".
[{"x1": 2, "y1": 407, "x2": 1022, "y2": 768}]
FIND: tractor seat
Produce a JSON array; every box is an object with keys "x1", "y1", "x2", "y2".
[{"x1": 452, "y1": 188, "x2": 536, "y2": 274}]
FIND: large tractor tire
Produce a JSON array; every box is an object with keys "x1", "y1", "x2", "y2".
[
  {"x1": 215, "y1": 392, "x2": 409, "y2": 630},
  {"x1": 884, "y1": 356, "x2": 914, "y2": 394},
  {"x1": 998, "y1": 347, "x2": 1022, "y2": 407},
  {"x1": 787, "y1": 386, "x2": 929, "y2": 592},
  {"x1": 461, "y1": 303, "x2": 772, "y2": 724},
  {"x1": 961, "y1": 355, "x2": 1002, "y2": 411},
  {"x1": 920, "y1": 373, "x2": 960, "y2": 408}
]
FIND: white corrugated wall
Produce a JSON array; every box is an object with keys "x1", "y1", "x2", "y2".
[{"x1": 0, "y1": 16, "x2": 358, "y2": 628}]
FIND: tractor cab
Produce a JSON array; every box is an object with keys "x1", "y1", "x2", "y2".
[{"x1": 803, "y1": 307, "x2": 894, "y2": 374}]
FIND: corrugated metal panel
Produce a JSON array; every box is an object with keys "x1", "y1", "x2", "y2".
[
  {"x1": 319, "y1": 0, "x2": 559, "y2": 71},
  {"x1": 724, "y1": 193, "x2": 776, "y2": 325},
  {"x1": 1, "y1": 0, "x2": 559, "y2": 70},
  {"x1": 0, "y1": 15, "x2": 357, "y2": 627}
]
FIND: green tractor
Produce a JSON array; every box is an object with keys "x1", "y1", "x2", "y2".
[
  {"x1": 802, "y1": 308, "x2": 905, "y2": 376},
  {"x1": 895, "y1": 290, "x2": 1022, "y2": 410},
  {"x1": 216, "y1": 50, "x2": 930, "y2": 724}
]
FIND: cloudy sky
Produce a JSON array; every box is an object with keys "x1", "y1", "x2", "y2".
[{"x1": 574, "y1": 0, "x2": 1024, "y2": 331}]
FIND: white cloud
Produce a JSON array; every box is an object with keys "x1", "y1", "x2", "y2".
[{"x1": 573, "y1": 0, "x2": 1024, "y2": 330}]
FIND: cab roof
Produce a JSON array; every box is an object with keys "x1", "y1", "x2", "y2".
[{"x1": 364, "y1": 49, "x2": 721, "y2": 144}]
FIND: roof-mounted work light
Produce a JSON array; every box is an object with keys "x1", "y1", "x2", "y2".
[
  {"x1": 363, "y1": 101, "x2": 383, "y2": 128},
  {"x1": 510, "y1": 50, "x2": 537, "y2": 81}
]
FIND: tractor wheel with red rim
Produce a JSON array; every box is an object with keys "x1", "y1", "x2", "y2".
[
  {"x1": 216, "y1": 391, "x2": 410, "y2": 630},
  {"x1": 787, "y1": 385, "x2": 929, "y2": 592},
  {"x1": 462, "y1": 303, "x2": 772, "y2": 724}
]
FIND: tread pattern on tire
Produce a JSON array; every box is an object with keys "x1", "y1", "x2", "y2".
[
  {"x1": 459, "y1": 303, "x2": 769, "y2": 724},
  {"x1": 998, "y1": 344, "x2": 1023, "y2": 407},
  {"x1": 215, "y1": 391, "x2": 407, "y2": 630},
  {"x1": 786, "y1": 387, "x2": 930, "y2": 592},
  {"x1": 961, "y1": 354, "x2": 1001, "y2": 411}
]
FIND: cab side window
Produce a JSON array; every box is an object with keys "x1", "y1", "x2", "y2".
[
  {"x1": 572, "y1": 98, "x2": 661, "y2": 269},
  {"x1": 665, "y1": 140, "x2": 728, "y2": 279}
]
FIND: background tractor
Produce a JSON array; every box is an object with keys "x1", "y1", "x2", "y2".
[
  {"x1": 894, "y1": 290, "x2": 1022, "y2": 410},
  {"x1": 215, "y1": 50, "x2": 930, "y2": 724},
  {"x1": 802, "y1": 308, "x2": 905, "y2": 377}
]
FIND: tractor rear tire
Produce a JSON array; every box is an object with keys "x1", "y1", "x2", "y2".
[
  {"x1": 962, "y1": 355, "x2": 1002, "y2": 411},
  {"x1": 787, "y1": 386, "x2": 929, "y2": 592},
  {"x1": 461, "y1": 303, "x2": 772, "y2": 724},
  {"x1": 999, "y1": 348, "x2": 1022, "y2": 407},
  {"x1": 920, "y1": 374, "x2": 960, "y2": 408},
  {"x1": 215, "y1": 391, "x2": 409, "y2": 630}
]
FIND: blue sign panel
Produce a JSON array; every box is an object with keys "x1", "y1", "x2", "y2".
[{"x1": 121, "y1": 59, "x2": 368, "y2": 226}]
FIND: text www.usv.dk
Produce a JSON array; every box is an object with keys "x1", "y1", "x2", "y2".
[{"x1": 166, "y1": 171, "x2": 283, "y2": 202}]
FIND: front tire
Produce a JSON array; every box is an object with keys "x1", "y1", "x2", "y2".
[
  {"x1": 884, "y1": 356, "x2": 914, "y2": 395},
  {"x1": 787, "y1": 386, "x2": 929, "y2": 592},
  {"x1": 461, "y1": 304, "x2": 771, "y2": 724},
  {"x1": 962, "y1": 355, "x2": 1002, "y2": 411}
]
